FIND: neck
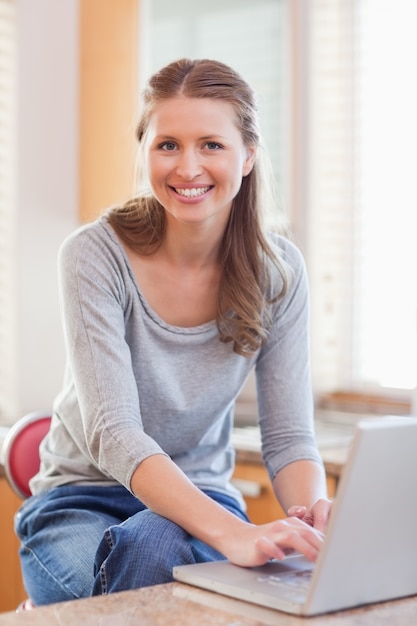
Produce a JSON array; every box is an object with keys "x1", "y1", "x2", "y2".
[{"x1": 161, "y1": 221, "x2": 224, "y2": 270}]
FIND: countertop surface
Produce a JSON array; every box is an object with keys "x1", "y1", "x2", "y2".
[
  {"x1": 0, "y1": 583, "x2": 416, "y2": 625},
  {"x1": 232, "y1": 409, "x2": 358, "y2": 477}
]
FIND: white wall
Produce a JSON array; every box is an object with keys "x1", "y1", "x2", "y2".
[{"x1": 14, "y1": 0, "x2": 79, "y2": 416}]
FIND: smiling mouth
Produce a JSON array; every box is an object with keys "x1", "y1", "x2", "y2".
[{"x1": 173, "y1": 186, "x2": 212, "y2": 198}]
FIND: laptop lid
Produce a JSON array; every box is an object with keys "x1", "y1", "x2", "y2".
[
  {"x1": 173, "y1": 417, "x2": 417, "y2": 616},
  {"x1": 305, "y1": 415, "x2": 417, "y2": 614}
]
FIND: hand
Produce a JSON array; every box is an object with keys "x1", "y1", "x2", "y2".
[
  {"x1": 287, "y1": 498, "x2": 333, "y2": 533},
  {"x1": 222, "y1": 516, "x2": 325, "y2": 568}
]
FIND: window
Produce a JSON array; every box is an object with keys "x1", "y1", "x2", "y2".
[
  {"x1": 306, "y1": 0, "x2": 417, "y2": 403},
  {"x1": 141, "y1": 1, "x2": 416, "y2": 411},
  {"x1": 355, "y1": 0, "x2": 417, "y2": 392}
]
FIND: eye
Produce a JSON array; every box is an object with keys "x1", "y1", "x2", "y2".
[
  {"x1": 158, "y1": 141, "x2": 177, "y2": 151},
  {"x1": 203, "y1": 141, "x2": 223, "y2": 150}
]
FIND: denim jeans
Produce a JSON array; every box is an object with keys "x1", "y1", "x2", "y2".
[{"x1": 15, "y1": 485, "x2": 248, "y2": 606}]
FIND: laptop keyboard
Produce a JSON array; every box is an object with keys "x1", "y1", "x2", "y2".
[{"x1": 256, "y1": 569, "x2": 312, "y2": 602}]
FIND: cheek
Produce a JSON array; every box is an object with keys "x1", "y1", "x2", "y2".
[
  {"x1": 147, "y1": 157, "x2": 168, "y2": 186},
  {"x1": 216, "y1": 153, "x2": 247, "y2": 180},
  {"x1": 145, "y1": 163, "x2": 166, "y2": 201}
]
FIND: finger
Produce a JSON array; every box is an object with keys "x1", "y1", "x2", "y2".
[
  {"x1": 287, "y1": 505, "x2": 307, "y2": 518},
  {"x1": 311, "y1": 500, "x2": 332, "y2": 533},
  {"x1": 284, "y1": 533, "x2": 321, "y2": 562},
  {"x1": 255, "y1": 536, "x2": 287, "y2": 561},
  {"x1": 301, "y1": 511, "x2": 315, "y2": 527},
  {"x1": 271, "y1": 519, "x2": 325, "y2": 562}
]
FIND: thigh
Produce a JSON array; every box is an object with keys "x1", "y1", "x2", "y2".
[
  {"x1": 92, "y1": 489, "x2": 249, "y2": 594},
  {"x1": 93, "y1": 508, "x2": 222, "y2": 593},
  {"x1": 15, "y1": 485, "x2": 142, "y2": 606}
]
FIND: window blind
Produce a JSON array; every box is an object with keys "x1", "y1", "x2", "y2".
[
  {"x1": 307, "y1": 0, "x2": 417, "y2": 398},
  {"x1": 304, "y1": 0, "x2": 358, "y2": 396},
  {"x1": 0, "y1": 0, "x2": 17, "y2": 421},
  {"x1": 354, "y1": 0, "x2": 417, "y2": 392}
]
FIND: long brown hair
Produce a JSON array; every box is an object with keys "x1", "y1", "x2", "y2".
[{"x1": 108, "y1": 58, "x2": 290, "y2": 356}]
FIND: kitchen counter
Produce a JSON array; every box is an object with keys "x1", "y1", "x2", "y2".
[
  {"x1": 0, "y1": 582, "x2": 416, "y2": 625},
  {"x1": 235, "y1": 445, "x2": 348, "y2": 490},
  {"x1": 232, "y1": 408, "x2": 359, "y2": 481},
  {"x1": 234, "y1": 443, "x2": 349, "y2": 483}
]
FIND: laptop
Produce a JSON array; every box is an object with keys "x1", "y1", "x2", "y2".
[{"x1": 173, "y1": 416, "x2": 417, "y2": 616}]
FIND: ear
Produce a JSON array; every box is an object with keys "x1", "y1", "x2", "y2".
[{"x1": 242, "y1": 145, "x2": 257, "y2": 177}]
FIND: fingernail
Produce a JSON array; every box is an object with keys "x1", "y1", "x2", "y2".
[{"x1": 288, "y1": 506, "x2": 305, "y2": 515}]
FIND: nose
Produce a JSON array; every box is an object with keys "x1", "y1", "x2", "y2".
[{"x1": 175, "y1": 148, "x2": 203, "y2": 180}]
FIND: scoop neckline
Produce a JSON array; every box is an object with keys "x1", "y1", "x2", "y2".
[{"x1": 101, "y1": 217, "x2": 218, "y2": 336}]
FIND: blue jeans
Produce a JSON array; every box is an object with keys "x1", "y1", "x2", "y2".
[{"x1": 15, "y1": 485, "x2": 248, "y2": 606}]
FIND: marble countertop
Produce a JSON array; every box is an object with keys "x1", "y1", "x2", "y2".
[{"x1": 0, "y1": 583, "x2": 416, "y2": 625}]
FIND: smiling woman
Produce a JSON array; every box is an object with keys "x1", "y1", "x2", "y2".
[{"x1": 15, "y1": 57, "x2": 330, "y2": 607}]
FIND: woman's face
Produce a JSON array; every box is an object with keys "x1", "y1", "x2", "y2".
[{"x1": 144, "y1": 97, "x2": 256, "y2": 232}]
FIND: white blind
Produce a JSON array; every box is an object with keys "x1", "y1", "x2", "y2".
[
  {"x1": 355, "y1": 0, "x2": 417, "y2": 391},
  {"x1": 307, "y1": 0, "x2": 417, "y2": 398},
  {"x1": 305, "y1": 0, "x2": 358, "y2": 395},
  {"x1": 0, "y1": 0, "x2": 17, "y2": 420}
]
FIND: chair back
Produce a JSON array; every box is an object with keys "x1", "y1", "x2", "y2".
[{"x1": 1, "y1": 412, "x2": 51, "y2": 499}]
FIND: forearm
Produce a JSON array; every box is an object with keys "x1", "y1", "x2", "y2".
[
  {"x1": 131, "y1": 454, "x2": 326, "y2": 566},
  {"x1": 272, "y1": 459, "x2": 328, "y2": 514},
  {"x1": 130, "y1": 454, "x2": 247, "y2": 554}
]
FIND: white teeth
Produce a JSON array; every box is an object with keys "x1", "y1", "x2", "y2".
[{"x1": 174, "y1": 186, "x2": 210, "y2": 197}]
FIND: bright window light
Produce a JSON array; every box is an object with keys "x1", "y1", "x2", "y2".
[{"x1": 356, "y1": 0, "x2": 417, "y2": 389}]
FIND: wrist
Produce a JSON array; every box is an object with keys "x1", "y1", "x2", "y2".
[{"x1": 182, "y1": 492, "x2": 251, "y2": 555}]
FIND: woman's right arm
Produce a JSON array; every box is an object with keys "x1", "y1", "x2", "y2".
[{"x1": 130, "y1": 453, "x2": 325, "y2": 567}]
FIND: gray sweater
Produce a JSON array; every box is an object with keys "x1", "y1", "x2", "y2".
[{"x1": 30, "y1": 216, "x2": 322, "y2": 504}]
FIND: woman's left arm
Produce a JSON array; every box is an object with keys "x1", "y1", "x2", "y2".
[
  {"x1": 258, "y1": 237, "x2": 333, "y2": 533},
  {"x1": 273, "y1": 459, "x2": 333, "y2": 533}
]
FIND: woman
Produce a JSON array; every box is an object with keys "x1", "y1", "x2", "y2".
[{"x1": 16, "y1": 58, "x2": 331, "y2": 606}]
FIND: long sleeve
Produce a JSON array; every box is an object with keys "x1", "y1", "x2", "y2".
[
  {"x1": 31, "y1": 218, "x2": 251, "y2": 501},
  {"x1": 255, "y1": 237, "x2": 322, "y2": 480}
]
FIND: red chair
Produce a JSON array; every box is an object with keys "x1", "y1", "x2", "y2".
[
  {"x1": 1, "y1": 412, "x2": 51, "y2": 499},
  {"x1": 1, "y1": 412, "x2": 51, "y2": 611}
]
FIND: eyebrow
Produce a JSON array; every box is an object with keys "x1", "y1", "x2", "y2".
[{"x1": 153, "y1": 134, "x2": 229, "y2": 142}]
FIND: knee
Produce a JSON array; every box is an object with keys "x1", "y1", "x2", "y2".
[
  {"x1": 93, "y1": 511, "x2": 194, "y2": 593},
  {"x1": 101, "y1": 510, "x2": 194, "y2": 568},
  {"x1": 19, "y1": 544, "x2": 83, "y2": 606}
]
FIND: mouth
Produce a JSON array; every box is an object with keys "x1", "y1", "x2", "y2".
[{"x1": 171, "y1": 186, "x2": 212, "y2": 198}]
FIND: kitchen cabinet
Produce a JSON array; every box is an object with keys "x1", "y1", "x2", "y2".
[
  {"x1": 233, "y1": 461, "x2": 338, "y2": 525},
  {"x1": 0, "y1": 478, "x2": 26, "y2": 613}
]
